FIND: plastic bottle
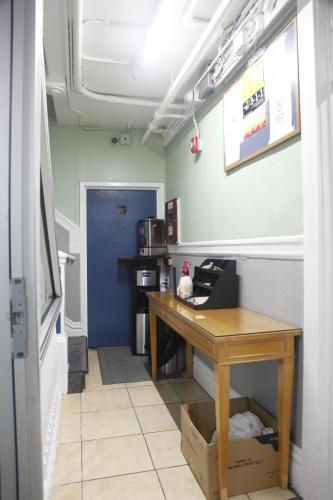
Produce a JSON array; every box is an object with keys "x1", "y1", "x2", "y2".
[{"x1": 179, "y1": 260, "x2": 193, "y2": 299}]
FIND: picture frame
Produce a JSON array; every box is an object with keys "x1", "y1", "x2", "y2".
[{"x1": 223, "y1": 18, "x2": 300, "y2": 172}]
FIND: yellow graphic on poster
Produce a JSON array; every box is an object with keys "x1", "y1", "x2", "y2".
[{"x1": 242, "y1": 57, "x2": 266, "y2": 140}]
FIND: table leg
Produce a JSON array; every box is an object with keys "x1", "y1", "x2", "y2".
[
  {"x1": 149, "y1": 310, "x2": 157, "y2": 382},
  {"x1": 215, "y1": 364, "x2": 230, "y2": 500},
  {"x1": 185, "y1": 342, "x2": 193, "y2": 378},
  {"x1": 278, "y1": 356, "x2": 295, "y2": 489}
]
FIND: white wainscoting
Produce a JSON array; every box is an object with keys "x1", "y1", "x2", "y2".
[
  {"x1": 40, "y1": 328, "x2": 68, "y2": 499},
  {"x1": 55, "y1": 210, "x2": 80, "y2": 254},
  {"x1": 290, "y1": 444, "x2": 303, "y2": 497},
  {"x1": 65, "y1": 317, "x2": 84, "y2": 337},
  {"x1": 168, "y1": 234, "x2": 304, "y2": 260},
  {"x1": 193, "y1": 353, "x2": 241, "y2": 399}
]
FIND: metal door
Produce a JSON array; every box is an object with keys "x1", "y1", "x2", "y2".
[{"x1": 87, "y1": 189, "x2": 156, "y2": 347}]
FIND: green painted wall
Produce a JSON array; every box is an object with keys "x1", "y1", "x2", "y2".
[
  {"x1": 49, "y1": 124, "x2": 166, "y2": 225},
  {"x1": 166, "y1": 100, "x2": 303, "y2": 241}
]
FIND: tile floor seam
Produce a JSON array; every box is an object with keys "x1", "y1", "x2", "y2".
[
  {"x1": 129, "y1": 389, "x2": 160, "y2": 474},
  {"x1": 168, "y1": 382, "x2": 183, "y2": 402},
  {"x1": 153, "y1": 463, "x2": 191, "y2": 472},
  {"x1": 83, "y1": 386, "x2": 127, "y2": 393},
  {"x1": 155, "y1": 469, "x2": 168, "y2": 500},
  {"x1": 81, "y1": 432, "x2": 142, "y2": 442},
  {"x1": 81, "y1": 469, "x2": 165, "y2": 483},
  {"x1": 135, "y1": 407, "x2": 168, "y2": 500},
  {"x1": 131, "y1": 402, "x2": 166, "y2": 407},
  {"x1": 82, "y1": 465, "x2": 157, "y2": 482},
  {"x1": 81, "y1": 431, "x2": 146, "y2": 443},
  {"x1": 79, "y1": 407, "x2": 138, "y2": 416},
  {"x1": 170, "y1": 379, "x2": 211, "y2": 403}
]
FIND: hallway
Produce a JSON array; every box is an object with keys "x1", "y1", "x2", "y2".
[{"x1": 52, "y1": 350, "x2": 299, "y2": 500}]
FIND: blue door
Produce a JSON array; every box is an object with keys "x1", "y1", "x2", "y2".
[{"x1": 87, "y1": 189, "x2": 157, "y2": 347}]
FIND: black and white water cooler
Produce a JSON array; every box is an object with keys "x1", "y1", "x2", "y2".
[{"x1": 132, "y1": 268, "x2": 159, "y2": 355}]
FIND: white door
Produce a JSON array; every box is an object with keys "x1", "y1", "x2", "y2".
[
  {"x1": 0, "y1": 1, "x2": 62, "y2": 499},
  {"x1": 0, "y1": 1, "x2": 19, "y2": 497}
]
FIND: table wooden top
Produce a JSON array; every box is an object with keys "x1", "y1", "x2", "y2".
[{"x1": 149, "y1": 292, "x2": 301, "y2": 339}]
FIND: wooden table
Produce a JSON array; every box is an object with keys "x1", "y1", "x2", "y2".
[{"x1": 148, "y1": 292, "x2": 301, "y2": 500}]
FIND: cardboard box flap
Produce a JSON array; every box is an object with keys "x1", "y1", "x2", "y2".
[
  {"x1": 185, "y1": 400, "x2": 216, "y2": 442},
  {"x1": 248, "y1": 399, "x2": 278, "y2": 432},
  {"x1": 229, "y1": 397, "x2": 251, "y2": 416}
]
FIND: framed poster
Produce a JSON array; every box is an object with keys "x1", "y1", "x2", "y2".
[
  {"x1": 223, "y1": 19, "x2": 300, "y2": 171},
  {"x1": 165, "y1": 198, "x2": 179, "y2": 244}
]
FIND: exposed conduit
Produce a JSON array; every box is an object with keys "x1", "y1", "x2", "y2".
[
  {"x1": 162, "y1": 0, "x2": 296, "y2": 146},
  {"x1": 140, "y1": 0, "x2": 233, "y2": 144}
]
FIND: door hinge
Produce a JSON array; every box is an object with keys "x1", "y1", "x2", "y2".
[{"x1": 10, "y1": 278, "x2": 27, "y2": 358}]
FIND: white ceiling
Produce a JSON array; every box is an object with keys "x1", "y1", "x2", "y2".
[{"x1": 44, "y1": 0, "x2": 248, "y2": 131}]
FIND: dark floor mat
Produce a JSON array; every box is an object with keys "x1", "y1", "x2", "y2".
[{"x1": 97, "y1": 346, "x2": 151, "y2": 384}]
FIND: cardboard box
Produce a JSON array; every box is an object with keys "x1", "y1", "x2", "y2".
[{"x1": 181, "y1": 397, "x2": 279, "y2": 499}]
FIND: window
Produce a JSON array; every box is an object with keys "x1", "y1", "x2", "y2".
[
  {"x1": 39, "y1": 80, "x2": 62, "y2": 357},
  {"x1": 40, "y1": 184, "x2": 55, "y2": 320}
]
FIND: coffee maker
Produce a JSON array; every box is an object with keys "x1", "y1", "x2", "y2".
[{"x1": 137, "y1": 218, "x2": 166, "y2": 257}]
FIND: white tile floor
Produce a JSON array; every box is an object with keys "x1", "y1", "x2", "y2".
[{"x1": 52, "y1": 349, "x2": 300, "y2": 500}]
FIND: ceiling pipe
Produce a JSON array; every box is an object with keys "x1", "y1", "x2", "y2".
[
  {"x1": 140, "y1": 0, "x2": 233, "y2": 144},
  {"x1": 149, "y1": 0, "x2": 259, "y2": 146},
  {"x1": 83, "y1": 18, "x2": 147, "y2": 30},
  {"x1": 70, "y1": 0, "x2": 184, "y2": 110},
  {"x1": 163, "y1": 0, "x2": 296, "y2": 146},
  {"x1": 194, "y1": 0, "x2": 258, "y2": 92},
  {"x1": 155, "y1": 112, "x2": 188, "y2": 120},
  {"x1": 182, "y1": 0, "x2": 199, "y2": 25},
  {"x1": 82, "y1": 55, "x2": 134, "y2": 67},
  {"x1": 127, "y1": 109, "x2": 142, "y2": 130}
]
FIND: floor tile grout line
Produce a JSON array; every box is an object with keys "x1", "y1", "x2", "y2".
[
  {"x1": 79, "y1": 468, "x2": 169, "y2": 484},
  {"x1": 130, "y1": 394, "x2": 168, "y2": 500},
  {"x1": 125, "y1": 383, "x2": 168, "y2": 498},
  {"x1": 161, "y1": 381, "x2": 183, "y2": 402},
  {"x1": 81, "y1": 426, "x2": 179, "y2": 442},
  {"x1": 154, "y1": 469, "x2": 168, "y2": 499},
  {"x1": 169, "y1": 379, "x2": 210, "y2": 403}
]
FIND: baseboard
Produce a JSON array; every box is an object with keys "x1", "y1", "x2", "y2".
[
  {"x1": 55, "y1": 210, "x2": 80, "y2": 254},
  {"x1": 65, "y1": 317, "x2": 84, "y2": 337},
  {"x1": 193, "y1": 353, "x2": 241, "y2": 399},
  {"x1": 290, "y1": 444, "x2": 303, "y2": 497},
  {"x1": 168, "y1": 234, "x2": 304, "y2": 260}
]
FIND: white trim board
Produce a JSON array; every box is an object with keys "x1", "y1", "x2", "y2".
[
  {"x1": 193, "y1": 354, "x2": 241, "y2": 400},
  {"x1": 65, "y1": 317, "x2": 84, "y2": 337},
  {"x1": 290, "y1": 444, "x2": 303, "y2": 498},
  {"x1": 168, "y1": 234, "x2": 304, "y2": 260},
  {"x1": 80, "y1": 181, "x2": 165, "y2": 341},
  {"x1": 55, "y1": 210, "x2": 80, "y2": 253}
]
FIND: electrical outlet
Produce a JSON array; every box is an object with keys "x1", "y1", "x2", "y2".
[{"x1": 120, "y1": 134, "x2": 131, "y2": 145}]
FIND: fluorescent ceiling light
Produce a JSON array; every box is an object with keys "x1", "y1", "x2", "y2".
[
  {"x1": 143, "y1": 0, "x2": 181, "y2": 64},
  {"x1": 182, "y1": 0, "x2": 199, "y2": 25}
]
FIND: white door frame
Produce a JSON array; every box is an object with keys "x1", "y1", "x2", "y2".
[
  {"x1": 0, "y1": 1, "x2": 18, "y2": 497},
  {"x1": 80, "y1": 181, "x2": 165, "y2": 339},
  {"x1": 9, "y1": 0, "x2": 44, "y2": 498},
  {"x1": 298, "y1": 1, "x2": 333, "y2": 499}
]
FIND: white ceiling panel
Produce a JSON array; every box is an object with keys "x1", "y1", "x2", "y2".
[
  {"x1": 83, "y1": 0, "x2": 157, "y2": 26},
  {"x1": 44, "y1": 0, "x2": 250, "y2": 131},
  {"x1": 74, "y1": 95, "x2": 155, "y2": 129},
  {"x1": 82, "y1": 60, "x2": 172, "y2": 98},
  {"x1": 82, "y1": 23, "x2": 146, "y2": 60}
]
